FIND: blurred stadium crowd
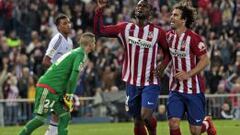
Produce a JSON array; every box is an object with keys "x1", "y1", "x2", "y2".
[{"x1": 0, "y1": 0, "x2": 240, "y2": 125}]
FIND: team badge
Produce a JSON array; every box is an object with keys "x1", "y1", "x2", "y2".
[
  {"x1": 181, "y1": 41, "x2": 186, "y2": 49},
  {"x1": 147, "y1": 32, "x2": 153, "y2": 39},
  {"x1": 198, "y1": 42, "x2": 206, "y2": 51}
]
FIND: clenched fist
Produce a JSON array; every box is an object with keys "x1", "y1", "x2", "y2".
[{"x1": 97, "y1": 0, "x2": 108, "y2": 9}]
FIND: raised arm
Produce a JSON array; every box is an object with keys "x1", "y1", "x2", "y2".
[{"x1": 94, "y1": 0, "x2": 126, "y2": 37}]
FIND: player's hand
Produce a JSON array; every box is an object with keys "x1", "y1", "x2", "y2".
[
  {"x1": 97, "y1": 0, "x2": 108, "y2": 9},
  {"x1": 154, "y1": 64, "x2": 166, "y2": 79},
  {"x1": 174, "y1": 71, "x2": 191, "y2": 81},
  {"x1": 63, "y1": 94, "x2": 74, "y2": 112}
]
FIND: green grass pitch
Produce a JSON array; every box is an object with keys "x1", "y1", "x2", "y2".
[{"x1": 0, "y1": 120, "x2": 239, "y2": 135}]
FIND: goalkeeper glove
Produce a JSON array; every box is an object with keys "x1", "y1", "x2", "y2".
[{"x1": 63, "y1": 94, "x2": 74, "y2": 112}]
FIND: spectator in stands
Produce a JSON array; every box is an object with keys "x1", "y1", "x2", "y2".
[
  {"x1": 0, "y1": 55, "x2": 9, "y2": 126},
  {"x1": 220, "y1": 102, "x2": 233, "y2": 119},
  {"x1": 4, "y1": 73, "x2": 19, "y2": 125},
  {"x1": 18, "y1": 67, "x2": 30, "y2": 99},
  {"x1": 6, "y1": 30, "x2": 21, "y2": 48},
  {"x1": 205, "y1": 65, "x2": 223, "y2": 94},
  {"x1": 155, "y1": 104, "x2": 167, "y2": 121},
  {"x1": 23, "y1": 2, "x2": 41, "y2": 32},
  {"x1": 230, "y1": 78, "x2": 240, "y2": 119},
  {"x1": 18, "y1": 67, "x2": 31, "y2": 121},
  {"x1": 26, "y1": 75, "x2": 36, "y2": 120},
  {"x1": 220, "y1": 0, "x2": 235, "y2": 26}
]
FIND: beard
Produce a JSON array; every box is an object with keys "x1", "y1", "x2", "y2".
[{"x1": 135, "y1": 13, "x2": 147, "y2": 20}]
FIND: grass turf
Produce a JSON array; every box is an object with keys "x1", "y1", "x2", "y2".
[{"x1": 0, "y1": 120, "x2": 239, "y2": 135}]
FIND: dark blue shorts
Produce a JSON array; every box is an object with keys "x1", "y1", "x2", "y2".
[
  {"x1": 167, "y1": 91, "x2": 205, "y2": 125},
  {"x1": 125, "y1": 83, "x2": 160, "y2": 117}
]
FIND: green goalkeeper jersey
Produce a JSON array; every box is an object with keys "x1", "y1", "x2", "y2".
[{"x1": 37, "y1": 47, "x2": 87, "y2": 96}]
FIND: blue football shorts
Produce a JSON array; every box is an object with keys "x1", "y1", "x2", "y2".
[
  {"x1": 167, "y1": 91, "x2": 205, "y2": 125},
  {"x1": 125, "y1": 83, "x2": 160, "y2": 118}
]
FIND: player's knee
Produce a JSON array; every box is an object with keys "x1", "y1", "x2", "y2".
[
  {"x1": 189, "y1": 126, "x2": 201, "y2": 135},
  {"x1": 190, "y1": 130, "x2": 199, "y2": 135},
  {"x1": 190, "y1": 130, "x2": 201, "y2": 135},
  {"x1": 134, "y1": 117, "x2": 144, "y2": 126},
  {"x1": 168, "y1": 118, "x2": 180, "y2": 129},
  {"x1": 140, "y1": 110, "x2": 152, "y2": 120}
]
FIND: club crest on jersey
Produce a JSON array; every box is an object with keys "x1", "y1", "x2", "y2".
[
  {"x1": 128, "y1": 36, "x2": 152, "y2": 48},
  {"x1": 181, "y1": 41, "x2": 186, "y2": 49},
  {"x1": 198, "y1": 42, "x2": 206, "y2": 51},
  {"x1": 147, "y1": 32, "x2": 153, "y2": 39}
]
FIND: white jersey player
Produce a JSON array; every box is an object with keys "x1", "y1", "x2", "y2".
[{"x1": 42, "y1": 14, "x2": 73, "y2": 135}]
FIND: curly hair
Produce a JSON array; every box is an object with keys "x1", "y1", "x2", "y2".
[{"x1": 173, "y1": 3, "x2": 197, "y2": 28}]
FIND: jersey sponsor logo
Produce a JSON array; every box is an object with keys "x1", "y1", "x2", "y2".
[
  {"x1": 128, "y1": 36, "x2": 152, "y2": 48},
  {"x1": 169, "y1": 48, "x2": 187, "y2": 58}
]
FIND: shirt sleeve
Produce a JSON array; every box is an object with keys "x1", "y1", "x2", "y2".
[
  {"x1": 158, "y1": 29, "x2": 171, "y2": 66},
  {"x1": 191, "y1": 35, "x2": 207, "y2": 56},
  {"x1": 66, "y1": 53, "x2": 85, "y2": 94},
  {"x1": 45, "y1": 34, "x2": 62, "y2": 59},
  {"x1": 94, "y1": 8, "x2": 127, "y2": 37}
]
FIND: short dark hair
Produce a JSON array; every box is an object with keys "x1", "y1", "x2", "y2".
[
  {"x1": 140, "y1": 0, "x2": 153, "y2": 11},
  {"x1": 173, "y1": 3, "x2": 196, "y2": 28},
  {"x1": 135, "y1": 0, "x2": 154, "y2": 18},
  {"x1": 54, "y1": 14, "x2": 69, "y2": 26}
]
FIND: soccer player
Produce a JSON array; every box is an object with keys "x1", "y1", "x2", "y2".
[
  {"x1": 158, "y1": 3, "x2": 217, "y2": 135},
  {"x1": 42, "y1": 14, "x2": 73, "y2": 135},
  {"x1": 18, "y1": 32, "x2": 96, "y2": 135},
  {"x1": 94, "y1": 0, "x2": 170, "y2": 135}
]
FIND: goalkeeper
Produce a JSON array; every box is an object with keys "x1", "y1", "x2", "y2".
[{"x1": 18, "y1": 32, "x2": 96, "y2": 135}]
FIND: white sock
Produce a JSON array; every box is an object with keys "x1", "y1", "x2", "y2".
[
  {"x1": 45, "y1": 120, "x2": 58, "y2": 135},
  {"x1": 203, "y1": 120, "x2": 209, "y2": 130}
]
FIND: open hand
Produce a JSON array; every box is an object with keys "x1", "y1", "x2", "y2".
[{"x1": 174, "y1": 71, "x2": 190, "y2": 81}]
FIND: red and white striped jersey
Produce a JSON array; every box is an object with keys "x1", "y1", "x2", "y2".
[
  {"x1": 94, "y1": 9, "x2": 170, "y2": 86},
  {"x1": 166, "y1": 29, "x2": 207, "y2": 94}
]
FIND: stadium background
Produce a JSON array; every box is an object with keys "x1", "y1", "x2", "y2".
[{"x1": 0, "y1": 0, "x2": 240, "y2": 134}]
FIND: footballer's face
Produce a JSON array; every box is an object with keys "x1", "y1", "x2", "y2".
[
  {"x1": 170, "y1": 9, "x2": 185, "y2": 29},
  {"x1": 86, "y1": 39, "x2": 96, "y2": 53},
  {"x1": 135, "y1": 0, "x2": 151, "y2": 20},
  {"x1": 58, "y1": 18, "x2": 71, "y2": 35}
]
